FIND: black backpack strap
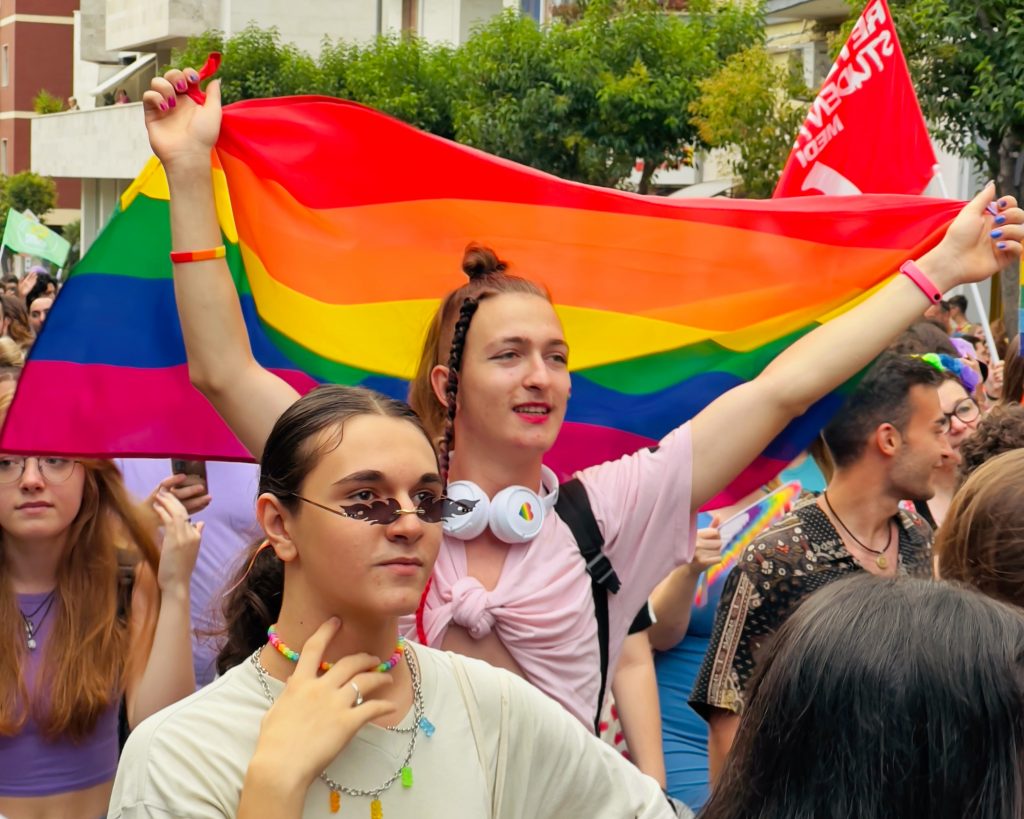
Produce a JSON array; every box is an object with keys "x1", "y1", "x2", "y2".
[
  {"x1": 554, "y1": 478, "x2": 621, "y2": 734},
  {"x1": 628, "y1": 601, "x2": 654, "y2": 635}
]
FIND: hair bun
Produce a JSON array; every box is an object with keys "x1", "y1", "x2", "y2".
[{"x1": 462, "y1": 244, "x2": 507, "y2": 280}]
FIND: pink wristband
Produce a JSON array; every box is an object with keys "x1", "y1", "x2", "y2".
[{"x1": 899, "y1": 260, "x2": 942, "y2": 304}]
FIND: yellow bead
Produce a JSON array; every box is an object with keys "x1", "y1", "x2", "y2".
[{"x1": 370, "y1": 798, "x2": 383, "y2": 819}]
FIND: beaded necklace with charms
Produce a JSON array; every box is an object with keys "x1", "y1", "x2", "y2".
[{"x1": 250, "y1": 644, "x2": 436, "y2": 817}]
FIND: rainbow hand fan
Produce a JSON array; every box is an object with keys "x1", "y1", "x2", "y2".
[{"x1": 694, "y1": 480, "x2": 803, "y2": 607}]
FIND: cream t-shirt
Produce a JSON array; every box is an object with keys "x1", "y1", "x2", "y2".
[{"x1": 108, "y1": 645, "x2": 673, "y2": 818}]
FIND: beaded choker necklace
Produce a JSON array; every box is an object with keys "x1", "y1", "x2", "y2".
[
  {"x1": 251, "y1": 644, "x2": 436, "y2": 817},
  {"x1": 266, "y1": 624, "x2": 406, "y2": 674}
]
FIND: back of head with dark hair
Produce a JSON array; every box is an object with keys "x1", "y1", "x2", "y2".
[
  {"x1": 888, "y1": 321, "x2": 958, "y2": 356},
  {"x1": 947, "y1": 294, "x2": 968, "y2": 314},
  {"x1": 700, "y1": 575, "x2": 1024, "y2": 819},
  {"x1": 957, "y1": 402, "x2": 1024, "y2": 487},
  {"x1": 215, "y1": 384, "x2": 431, "y2": 674},
  {"x1": 822, "y1": 354, "x2": 943, "y2": 468}
]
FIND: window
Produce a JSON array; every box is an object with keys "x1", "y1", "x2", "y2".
[
  {"x1": 1, "y1": 140, "x2": 8, "y2": 175},
  {"x1": 1, "y1": 45, "x2": 8, "y2": 87},
  {"x1": 521, "y1": 0, "x2": 541, "y2": 21}
]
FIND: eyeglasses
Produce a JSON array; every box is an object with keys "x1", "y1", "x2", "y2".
[
  {"x1": 0, "y1": 456, "x2": 78, "y2": 485},
  {"x1": 940, "y1": 398, "x2": 981, "y2": 434},
  {"x1": 291, "y1": 493, "x2": 476, "y2": 526}
]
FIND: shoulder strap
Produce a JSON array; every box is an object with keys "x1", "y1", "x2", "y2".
[
  {"x1": 449, "y1": 653, "x2": 508, "y2": 818},
  {"x1": 554, "y1": 478, "x2": 620, "y2": 734}
]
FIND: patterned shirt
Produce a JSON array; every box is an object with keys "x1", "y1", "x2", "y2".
[{"x1": 688, "y1": 496, "x2": 933, "y2": 719}]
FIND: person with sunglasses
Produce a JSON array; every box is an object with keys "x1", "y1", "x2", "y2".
[
  {"x1": 0, "y1": 455, "x2": 203, "y2": 819},
  {"x1": 909, "y1": 355, "x2": 984, "y2": 528},
  {"x1": 108, "y1": 385, "x2": 680, "y2": 819}
]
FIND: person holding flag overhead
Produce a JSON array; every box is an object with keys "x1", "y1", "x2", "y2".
[{"x1": 139, "y1": 64, "x2": 1019, "y2": 744}]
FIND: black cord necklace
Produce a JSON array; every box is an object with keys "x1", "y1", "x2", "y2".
[
  {"x1": 823, "y1": 492, "x2": 894, "y2": 570},
  {"x1": 19, "y1": 590, "x2": 57, "y2": 651}
]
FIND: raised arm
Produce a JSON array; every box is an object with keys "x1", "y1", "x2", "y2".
[
  {"x1": 689, "y1": 186, "x2": 1024, "y2": 511},
  {"x1": 142, "y1": 68, "x2": 298, "y2": 459}
]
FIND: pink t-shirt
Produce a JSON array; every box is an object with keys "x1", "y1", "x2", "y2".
[{"x1": 419, "y1": 424, "x2": 696, "y2": 728}]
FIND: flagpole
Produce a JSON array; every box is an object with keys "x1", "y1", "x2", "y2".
[{"x1": 934, "y1": 171, "x2": 1001, "y2": 365}]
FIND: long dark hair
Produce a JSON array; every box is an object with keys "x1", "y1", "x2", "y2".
[
  {"x1": 700, "y1": 575, "x2": 1024, "y2": 819},
  {"x1": 215, "y1": 385, "x2": 431, "y2": 674}
]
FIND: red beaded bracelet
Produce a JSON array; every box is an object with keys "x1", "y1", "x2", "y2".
[
  {"x1": 169, "y1": 245, "x2": 226, "y2": 264},
  {"x1": 899, "y1": 259, "x2": 942, "y2": 304}
]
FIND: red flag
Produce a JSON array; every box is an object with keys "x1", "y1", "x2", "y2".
[{"x1": 774, "y1": 0, "x2": 937, "y2": 198}]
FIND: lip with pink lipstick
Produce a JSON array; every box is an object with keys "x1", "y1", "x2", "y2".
[{"x1": 513, "y1": 402, "x2": 551, "y2": 424}]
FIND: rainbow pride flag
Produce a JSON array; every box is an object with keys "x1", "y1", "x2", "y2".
[{"x1": 2, "y1": 97, "x2": 963, "y2": 506}]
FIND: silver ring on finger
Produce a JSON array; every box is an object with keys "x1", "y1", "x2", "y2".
[{"x1": 350, "y1": 681, "x2": 363, "y2": 706}]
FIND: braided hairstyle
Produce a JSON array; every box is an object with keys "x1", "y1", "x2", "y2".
[
  {"x1": 409, "y1": 244, "x2": 551, "y2": 464},
  {"x1": 438, "y1": 299, "x2": 478, "y2": 481}
]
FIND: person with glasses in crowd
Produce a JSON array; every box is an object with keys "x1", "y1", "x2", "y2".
[
  {"x1": 908, "y1": 354, "x2": 983, "y2": 529},
  {"x1": 0, "y1": 455, "x2": 203, "y2": 819},
  {"x1": 690, "y1": 355, "x2": 947, "y2": 782}
]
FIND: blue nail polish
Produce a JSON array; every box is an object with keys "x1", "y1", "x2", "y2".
[
  {"x1": 995, "y1": 214, "x2": 1007, "y2": 225},
  {"x1": 997, "y1": 242, "x2": 1007, "y2": 250},
  {"x1": 991, "y1": 229, "x2": 1003, "y2": 238},
  {"x1": 189, "y1": 72, "x2": 200, "y2": 83},
  {"x1": 999, "y1": 199, "x2": 1008, "y2": 208}
]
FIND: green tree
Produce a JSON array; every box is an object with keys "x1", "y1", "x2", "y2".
[
  {"x1": 0, "y1": 171, "x2": 58, "y2": 240},
  {"x1": 33, "y1": 89, "x2": 64, "y2": 114},
  {"x1": 691, "y1": 47, "x2": 808, "y2": 198},
  {"x1": 174, "y1": 2, "x2": 763, "y2": 193},
  {"x1": 452, "y1": 1, "x2": 762, "y2": 192},
  {"x1": 319, "y1": 35, "x2": 455, "y2": 137}
]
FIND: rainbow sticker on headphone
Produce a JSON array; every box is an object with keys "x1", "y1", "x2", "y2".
[{"x1": 519, "y1": 502, "x2": 535, "y2": 522}]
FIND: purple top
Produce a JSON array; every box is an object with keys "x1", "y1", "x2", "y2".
[{"x1": 0, "y1": 591, "x2": 119, "y2": 796}]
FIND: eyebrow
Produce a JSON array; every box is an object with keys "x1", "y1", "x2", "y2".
[
  {"x1": 492, "y1": 336, "x2": 569, "y2": 348},
  {"x1": 332, "y1": 470, "x2": 444, "y2": 487}
]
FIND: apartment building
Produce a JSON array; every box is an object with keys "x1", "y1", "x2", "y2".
[
  {"x1": 32, "y1": 0, "x2": 543, "y2": 249},
  {"x1": 0, "y1": 0, "x2": 79, "y2": 222}
]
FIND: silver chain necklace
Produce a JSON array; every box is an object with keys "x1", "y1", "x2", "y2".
[
  {"x1": 20, "y1": 590, "x2": 57, "y2": 651},
  {"x1": 250, "y1": 644, "x2": 435, "y2": 815}
]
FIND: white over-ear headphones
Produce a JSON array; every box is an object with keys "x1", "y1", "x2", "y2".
[{"x1": 443, "y1": 465, "x2": 560, "y2": 544}]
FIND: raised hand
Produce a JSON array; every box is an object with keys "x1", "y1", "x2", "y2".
[
  {"x1": 922, "y1": 185, "x2": 1024, "y2": 291},
  {"x1": 152, "y1": 488, "x2": 203, "y2": 594},
  {"x1": 17, "y1": 270, "x2": 37, "y2": 300},
  {"x1": 691, "y1": 513, "x2": 723, "y2": 574},
  {"x1": 142, "y1": 67, "x2": 222, "y2": 171},
  {"x1": 250, "y1": 619, "x2": 397, "y2": 790}
]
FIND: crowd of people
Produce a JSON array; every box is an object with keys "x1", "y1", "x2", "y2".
[{"x1": 1, "y1": 66, "x2": 1024, "y2": 819}]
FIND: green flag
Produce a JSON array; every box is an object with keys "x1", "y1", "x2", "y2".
[{"x1": 1, "y1": 208, "x2": 70, "y2": 266}]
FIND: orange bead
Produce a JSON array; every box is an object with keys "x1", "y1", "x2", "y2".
[{"x1": 329, "y1": 790, "x2": 340, "y2": 813}]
